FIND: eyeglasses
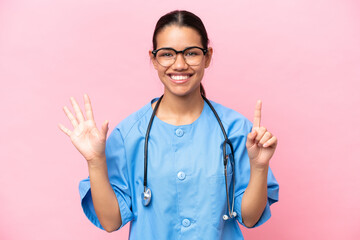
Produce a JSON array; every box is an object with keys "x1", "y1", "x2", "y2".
[{"x1": 152, "y1": 46, "x2": 208, "y2": 67}]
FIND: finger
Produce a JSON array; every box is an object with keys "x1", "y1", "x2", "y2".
[
  {"x1": 58, "y1": 123, "x2": 72, "y2": 137},
  {"x1": 70, "y1": 97, "x2": 85, "y2": 123},
  {"x1": 63, "y1": 106, "x2": 78, "y2": 128},
  {"x1": 84, "y1": 94, "x2": 95, "y2": 121},
  {"x1": 263, "y1": 136, "x2": 278, "y2": 148},
  {"x1": 258, "y1": 131, "x2": 272, "y2": 147},
  {"x1": 253, "y1": 100, "x2": 262, "y2": 130},
  {"x1": 247, "y1": 130, "x2": 257, "y2": 142},
  {"x1": 246, "y1": 131, "x2": 257, "y2": 148},
  {"x1": 255, "y1": 126, "x2": 267, "y2": 143}
]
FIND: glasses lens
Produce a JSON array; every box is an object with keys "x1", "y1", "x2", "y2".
[
  {"x1": 184, "y1": 48, "x2": 204, "y2": 66},
  {"x1": 156, "y1": 49, "x2": 176, "y2": 67}
]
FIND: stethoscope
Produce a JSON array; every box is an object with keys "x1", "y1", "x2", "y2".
[{"x1": 142, "y1": 94, "x2": 237, "y2": 220}]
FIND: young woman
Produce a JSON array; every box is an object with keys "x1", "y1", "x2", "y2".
[{"x1": 59, "y1": 10, "x2": 279, "y2": 240}]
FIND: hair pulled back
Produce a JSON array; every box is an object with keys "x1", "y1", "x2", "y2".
[{"x1": 152, "y1": 10, "x2": 209, "y2": 97}]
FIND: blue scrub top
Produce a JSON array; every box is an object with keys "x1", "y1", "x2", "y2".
[{"x1": 79, "y1": 97, "x2": 279, "y2": 240}]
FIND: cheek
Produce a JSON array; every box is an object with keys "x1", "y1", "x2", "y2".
[
  {"x1": 194, "y1": 65, "x2": 206, "y2": 78},
  {"x1": 154, "y1": 64, "x2": 167, "y2": 78},
  {"x1": 157, "y1": 70, "x2": 168, "y2": 84}
]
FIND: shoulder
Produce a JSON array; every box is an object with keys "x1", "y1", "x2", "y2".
[
  {"x1": 207, "y1": 99, "x2": 253, "y2": 135},
  {"x1": 111, "y1": 100, "x2": 154, "y2": 140}
]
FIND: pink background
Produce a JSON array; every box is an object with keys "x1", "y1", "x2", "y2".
[{"x1": 1, "y1": 0, "x2": 359, "y2": 239}]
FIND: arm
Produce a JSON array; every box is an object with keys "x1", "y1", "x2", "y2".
[
  {"x1": 88, "y1": 158, "x2": 122, "y2": 232},
  {"x1": 241, "y1": 165, "x2": 268, "y2": 227},
  {"x1": 242, "y1": 100, "x2": 278, "y2": 227},
  {"x1": 59, "y1": 94, "x2": 122, "y2": 231}
]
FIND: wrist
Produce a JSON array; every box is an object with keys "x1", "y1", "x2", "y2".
[
  {"x1": 250, "y1": 163, "x2": 269, "y2": 177},
  {"x1": 87, "y1": 155, "x2": 107, "y2": 170},
  {"x1": 249, "y1": 159, "x2": 269, "y2": 172}
]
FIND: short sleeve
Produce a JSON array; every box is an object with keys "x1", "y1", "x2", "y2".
[
  {"x1": 78, "y1": 127, "x2": 134, "y2": 230},
  {"x1": 232, "y1": 119, "x2": 279, "y2": 228}
]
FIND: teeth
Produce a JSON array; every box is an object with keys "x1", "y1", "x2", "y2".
[{"x1": 170, "y1": 75, "x2": 190, "y2": 80}]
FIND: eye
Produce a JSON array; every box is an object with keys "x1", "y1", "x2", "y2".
[
  {"x1": 157, "y1": 50, "x2": 175, "y2": 58},
  {"x1": 161, "y1": 53, "x2": 173, "y2": 57},
  {"x1": 184, "y1": 48, "x2": 202, "y2": 57},
  {"x1": 185, "y1": 51, "x2": 199, "y2": 56}
]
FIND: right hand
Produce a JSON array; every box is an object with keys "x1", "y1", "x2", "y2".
[{"x1": 58, "y1": 94, "x2": 109, "y2": 165}]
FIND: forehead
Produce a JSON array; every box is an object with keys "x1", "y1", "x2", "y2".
[{"x1": 156, "y1": 25, "x2": 202, "y2": 50}]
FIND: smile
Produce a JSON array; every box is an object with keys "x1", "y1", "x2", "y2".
[
  {"x1": 170, "y1": 74, "x2": 192, "y2": 80},
  {"x1": 168, "y1": 74, "x2": 193, "y2": 83}
]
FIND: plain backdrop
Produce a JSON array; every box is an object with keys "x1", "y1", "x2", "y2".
[{"x1": 1, "y1": 0, "x2": 359, "y2": 239}]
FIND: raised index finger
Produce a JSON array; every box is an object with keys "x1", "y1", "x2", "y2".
[
  {"x1": 253, "y1": 100, "x2": 262, "y2": 129},
  {"x1": 84, "y1": 94, "x2": 95, "y2": 121}
]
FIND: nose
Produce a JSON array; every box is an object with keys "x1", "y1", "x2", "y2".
[{"x1": 172, "y1": 53, "x2": 188, "y2": 70}]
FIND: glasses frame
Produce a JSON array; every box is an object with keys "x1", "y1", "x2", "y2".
[{"x1": 152, "y1": 46, "x2": 208, "y2": 67}]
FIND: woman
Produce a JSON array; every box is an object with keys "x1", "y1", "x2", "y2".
[{"x1": 59, "y1": 10, "x2": 279, "y2": 240}]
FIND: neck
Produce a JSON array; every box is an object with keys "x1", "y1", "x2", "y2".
[{"x1": 153, "y1": 90, "x2": 205, "y2": 126}]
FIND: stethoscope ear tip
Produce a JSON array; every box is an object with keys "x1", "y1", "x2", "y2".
[{"x1": 223, "y1": 211, "x2": 237, "y2": 221}]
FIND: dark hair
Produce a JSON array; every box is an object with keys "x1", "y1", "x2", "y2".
[{"x1": 152, "y1": 10, "x2": 209, "y2": 97}]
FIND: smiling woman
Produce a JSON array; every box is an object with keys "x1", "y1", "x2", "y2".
[{"x1": 59, "y1": 10, "x2": 279, "y2": 240}]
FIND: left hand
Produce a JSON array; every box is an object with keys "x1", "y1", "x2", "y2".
[{"x1": 246, "y1": 100, "x2": 278, "y2": 168}]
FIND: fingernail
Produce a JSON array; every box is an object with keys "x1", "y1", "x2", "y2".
[{"x1": 263, "y1": 143, "x2": 267, "y2": 147}]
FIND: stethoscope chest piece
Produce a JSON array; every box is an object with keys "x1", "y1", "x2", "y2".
[{"x1": 142, "y1": 187, "x2": 152, "y2": 206}]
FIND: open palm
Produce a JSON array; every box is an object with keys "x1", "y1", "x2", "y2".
[{"x1": 59, "y1": 94, "x2": 109, "y2": 163}]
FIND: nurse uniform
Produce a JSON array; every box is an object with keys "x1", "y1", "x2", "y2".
[{"x1": 79, "y1": 97, "x2": 279, "y2": 240}]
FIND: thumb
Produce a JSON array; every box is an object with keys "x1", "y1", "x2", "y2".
[
  {"x1": 101, "y1": 120, "x2": 109, "y2": 139},
  {"x1": 246, "y1": 131, "x2": 257, "y2": 148}
]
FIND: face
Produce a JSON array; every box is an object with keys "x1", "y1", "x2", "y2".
[{"x1": 150, "y1": 25, "x2": 212, "y2": 98}]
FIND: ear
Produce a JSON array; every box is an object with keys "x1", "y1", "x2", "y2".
[
  {"x1": 149, "y1": 50, "x2": 159, "y2": 70},
  {"x1": 204, "y1": 47, "x2": 213, "y2": 68}
]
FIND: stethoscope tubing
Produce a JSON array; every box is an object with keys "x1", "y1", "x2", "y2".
[
  {"x1": 144, "y1": 95, "x2": 163, "y2": 191},
  {"x1": 143, "y1": 94, "x2": 237, "y2": 220}
]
